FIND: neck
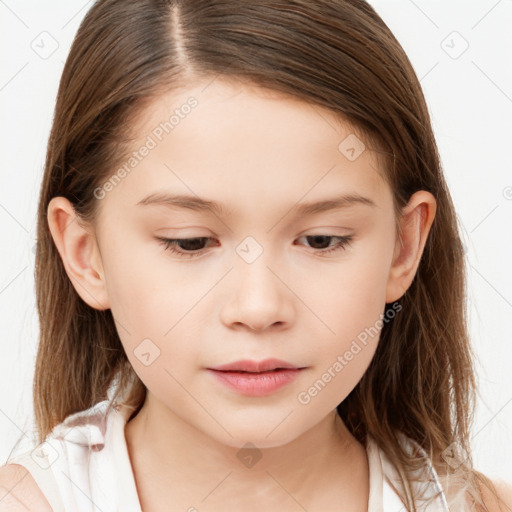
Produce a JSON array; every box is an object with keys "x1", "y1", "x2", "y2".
[{"x1": 124, "y1": 393, "x2": 369, "y2": 511}]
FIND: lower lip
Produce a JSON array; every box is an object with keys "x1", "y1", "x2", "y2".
[{"x1": 207, "y1": 368, "x2": 303, "y2": 396}]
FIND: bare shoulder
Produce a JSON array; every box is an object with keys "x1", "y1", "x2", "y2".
[
  {"x1": 0, "y1": 463, "x2": 53, "y2": 511},
  {"x1": 479, "y1": 476, "x2": 512, "y2": 512}
]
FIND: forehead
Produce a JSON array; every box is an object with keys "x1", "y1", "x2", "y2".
[{"x1": 101, "y1": 78, "x2": 391, "y2": 217}]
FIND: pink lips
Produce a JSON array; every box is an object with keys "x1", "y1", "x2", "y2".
[{"x1": 207, "y1": 358, "x2": 306, "y2": 396}]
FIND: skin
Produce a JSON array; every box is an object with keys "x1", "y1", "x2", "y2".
[{"x1": 46, "y1": 78, "x2": 436, "y2": 511}]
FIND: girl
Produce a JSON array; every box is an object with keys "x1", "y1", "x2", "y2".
[{"x1": 1, "y1": 0, "x2": 510, "y2": 510}]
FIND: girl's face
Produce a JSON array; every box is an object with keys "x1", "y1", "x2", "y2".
[{"x1": 82, "y1": 78, "x2": 408, "y2": 448}]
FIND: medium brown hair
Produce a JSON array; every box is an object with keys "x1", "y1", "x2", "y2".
[{"x1": 22, "y1": 0, "x2": 498, "y2": 509}]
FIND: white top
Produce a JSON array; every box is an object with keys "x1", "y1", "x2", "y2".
[{"x1": 7, "y1": 399, "x2": 450, "y2": 511}]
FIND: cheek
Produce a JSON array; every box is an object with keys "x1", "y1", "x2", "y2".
[
  {"x1": 101, "y1": 233, "x2": 188, "y2": 328},
  {"x1": 304, "y1": 244, "x2": 392, "y2": 341},
  {"x1": 100, "y1": 240, "x2": 202, "y2": 373},
  {"x1": 299, "y1": 236, "x2": 393, "y2": 392},
  {"x1": 296, "y1": 268, "x2": 387, "y2": 410},
  {"x1": 104, "y1": 256, "x2": 202, "y2": 397}
]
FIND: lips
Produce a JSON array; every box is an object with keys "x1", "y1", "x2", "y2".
[{"x1": 208, "y1": 358, "x2": 302, "y2": 373}]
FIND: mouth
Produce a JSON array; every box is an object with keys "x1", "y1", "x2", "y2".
[
  {"x1": 206, "y1": 359, "x2": 307, "y2": 396},
  {"x1": 208, "y1": 358, "x2": 304, "y2": 373},
  {"x1": 221, "y1": 369, "x2": 288, "y2": 373}
]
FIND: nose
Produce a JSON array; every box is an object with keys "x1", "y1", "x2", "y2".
[{"x1": 220, "y1": 250, "x2": 293, "y2": 332}]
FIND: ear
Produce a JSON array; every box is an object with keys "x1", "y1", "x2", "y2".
[
  {"x1": 385, "y1": 190, "x2": 437, "y2": 303},
  {"x1": 47, "y1": 196, "x2": 110, "y2": 310}
]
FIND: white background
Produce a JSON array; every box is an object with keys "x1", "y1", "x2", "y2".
[{"x1": 0, "y1": 0, "x2": 511, "y2": 483}]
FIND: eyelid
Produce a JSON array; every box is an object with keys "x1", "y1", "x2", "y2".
[{"x1": 155, "y1": 233, "x2": 354, "y2": 259}]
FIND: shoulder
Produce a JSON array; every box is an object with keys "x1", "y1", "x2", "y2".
[
  {"x1": 0, "y1": 463, "x2": 53, "y2": 511},
  {"x1": 479, "y1": 476, "x2": 512, "y2": 512},
  {"x1": 398, "y1": 434, "x2": 512, "y2": 512}
]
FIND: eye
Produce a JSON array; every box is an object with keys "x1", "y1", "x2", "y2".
[
  {"x1": 155, "y1": 234, "x2": 353, "y2": 259},
  {"x1": 156, "y1": 236, "x2": 216, "y2": 259},
  {"x1": 295, "y1": 235, "x2": 353, "y2": 256}
]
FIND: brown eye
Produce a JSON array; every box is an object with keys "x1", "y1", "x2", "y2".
[
  {"x1": 156, "y1": 237, "x2": 216, "y2": 258},
  {"x1": 296, "y1": 235, "x2": 353, "y2": 255},
  {"x1": 156, "y1": 234, "x2": 353, "y2": 260}
]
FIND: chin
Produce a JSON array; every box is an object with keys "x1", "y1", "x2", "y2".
[{"x1": 204, "y1": 422, "x2": 302, "y2": 450}]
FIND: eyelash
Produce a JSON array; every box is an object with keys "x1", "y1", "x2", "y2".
[{"x1": 156, "y1": 235, "x2": 353, "y2": 259}]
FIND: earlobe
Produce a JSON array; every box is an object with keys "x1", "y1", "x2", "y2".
[
  {"x1": 47, "y1": 196, "x2": 110, "y2": 310},
  {"x1": 385, "y1": 191, "x2": 437, "y2": 303}
]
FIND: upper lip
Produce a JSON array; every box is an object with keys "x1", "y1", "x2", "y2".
[{"x1": 208, "y1": 358, "x2": 303, "y2": 373}]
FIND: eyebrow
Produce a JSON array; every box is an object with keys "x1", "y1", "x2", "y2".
[{"x1": 136, "y1": 192, "x2": 377, "y2": 217}]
